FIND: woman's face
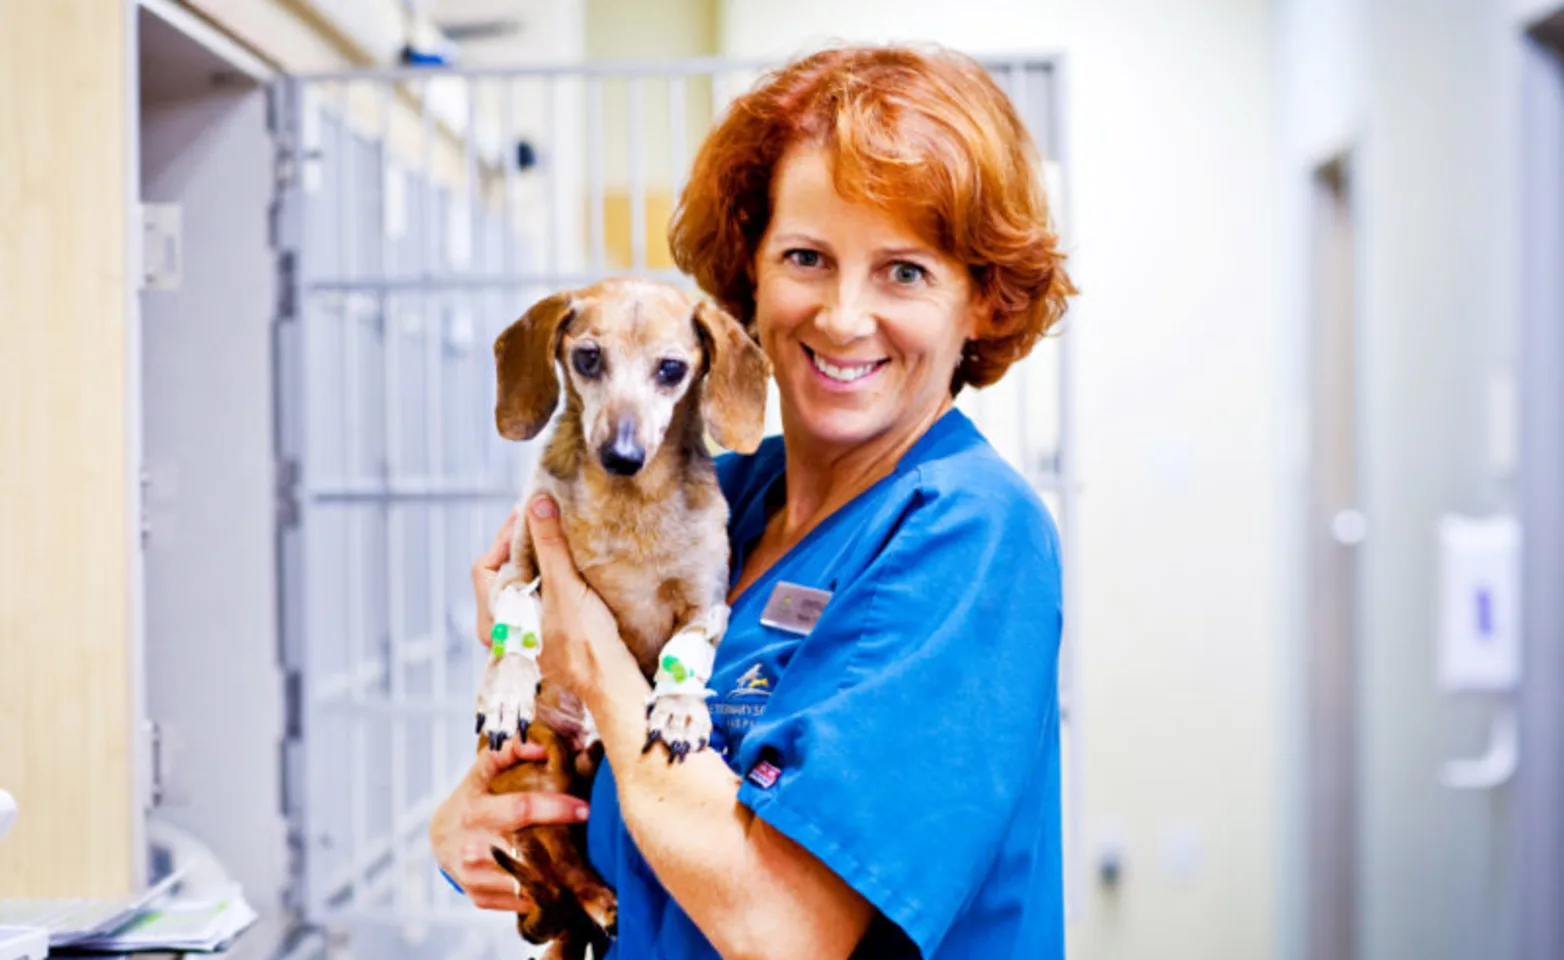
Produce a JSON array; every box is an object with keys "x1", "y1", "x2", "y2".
[{"x1": 753, "y1": 145, "x2": 980, "y2": 458}]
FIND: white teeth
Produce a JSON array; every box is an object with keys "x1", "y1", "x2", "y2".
[{"x1": 810, "y1": 352, "x2": 878, "y2": 383}]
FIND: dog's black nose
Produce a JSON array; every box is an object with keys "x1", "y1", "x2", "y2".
[
  {"x1": 600, "y1": 442, "x2": 645, "y2": 476},
  {"x1": 600, "y1": 419, "x2": 645, "y2": 476}
]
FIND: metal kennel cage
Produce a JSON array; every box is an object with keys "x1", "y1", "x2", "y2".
[{"x1": 269, "y1": 53, "x2": 1077, "y2": 956}]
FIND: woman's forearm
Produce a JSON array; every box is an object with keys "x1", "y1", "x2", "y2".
[
  {"x1": 583, "y1": 650, "x2": 869, "y2": 959},
  {"x1": 584, "y1": 650, "x2": 765, "y2": 955}
]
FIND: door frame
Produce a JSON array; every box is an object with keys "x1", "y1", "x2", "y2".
[
  {"x1": 1517, "y1": 14, "x2": 1564, "y2": 960},
  {"x1": 1302, "y1": 152, "x2": 1362, "y2": 960}
]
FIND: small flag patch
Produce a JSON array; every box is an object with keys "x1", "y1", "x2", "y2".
[{"x1": 746, "y1": 759, "x2": 782, "y2": 789}]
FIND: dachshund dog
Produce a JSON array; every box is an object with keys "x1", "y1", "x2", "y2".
[{"x1": 475, "y1": 278, "x2": 769, "y2": 958}]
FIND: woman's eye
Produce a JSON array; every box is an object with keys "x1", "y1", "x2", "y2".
[
  {"x1": 572, "y1": 345, "x2": 603, "y2": 378},
  {"x1": 890, "y1": 261, "x2": 927, "y2": 285},
  {"x1": 784, "y1": 249, "x2": 822, "y2": 268},
  {"x1": 656, "y1": 358, "x2": 688, "y2": 387}
]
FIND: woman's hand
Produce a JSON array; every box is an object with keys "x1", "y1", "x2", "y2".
[
  {"x1": 429, "y1": 737, "x2": 591, "y2": 912},
  {"x1": 473, "y1": 509, "x2": 519, "y2": 649},
  {"x1": 526, "y1": 495, "x2": 633, "y2": 698}
]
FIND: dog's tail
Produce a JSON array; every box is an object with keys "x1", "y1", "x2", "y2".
[
  {"x1": 490, "y1": 843, "x2": 535, "y2": 882},
  {"x1": 493, "y1": 845, "x2": 609, "y2": 959},
  {"x1": 493, "y1": 844, "x2": 614, "y2": 958}
]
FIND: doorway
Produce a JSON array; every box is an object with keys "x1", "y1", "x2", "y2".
[{"x1": 136, "y1": 3, "x2": 287, "y2": 957}]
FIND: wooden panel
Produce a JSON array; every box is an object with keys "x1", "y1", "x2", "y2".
[
  {"x1": 0, "y1": 0, "x2": 136, "y2": 897},
  {"x1": 179, "y1": 0, "x2": 359, "y2": 73}
]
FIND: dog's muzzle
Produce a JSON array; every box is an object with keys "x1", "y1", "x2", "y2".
[{"x1": 599, "y1": 420, "x2": 645, "y2": 476}]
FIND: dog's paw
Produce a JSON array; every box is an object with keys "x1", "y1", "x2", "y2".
[
  {"x1": 476, "y1": 653, "x2": 541, "y2": 752},
  {"x1": 643, "y1": 693, "x2": 713, "y2": 764}
]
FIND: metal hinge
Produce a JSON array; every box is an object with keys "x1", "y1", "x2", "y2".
[
  {"x1": 139, "y1": 468, "x2": 153, "y2": 548},
  {"x1": 277, "y1": 458, "x2": 302, "y2": 528},
  {"x1": 146, "y1": 719, "x2": 167, "y2": 809},
  {"x1": 265, "y1": 81, "x2": 281, "y2": 135},
  {"x1": 283, "y1": 669, "x2": 304, "y2": 740},
  {"x1": 139, "y1": 203, "x2": 183, "y2": 291},
  {"x1": 277, "y1": 249, "x2": 298, "y2": 323},
  {"x1": 279, "y1": 669, "x2": 309, "y2": 917}
]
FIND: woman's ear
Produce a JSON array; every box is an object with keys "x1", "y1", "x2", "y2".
[
  {"x1": 494, "y1": 291, "x2": 576, "y2": 441},
  {"x1": 691, "y1": 299, "x2": 771, "y2": 454}
]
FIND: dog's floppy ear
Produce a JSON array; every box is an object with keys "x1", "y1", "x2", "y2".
[
  {"x1": 691, "y1": 300, "x2": 770, "y2": 454},
  {"x1": 494, "y1": 291, "x2": 575, "y2": 441}
]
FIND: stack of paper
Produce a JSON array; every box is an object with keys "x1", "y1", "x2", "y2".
[
  {"x1": 58, "y1": 886, "x2": 256, "y2": 954},
  {"x1": 0, "y1": 925, "x2": 49, "y2": 960},
  {"x1": 0, "y1": 870, "x2": 186, "y2": 952}
]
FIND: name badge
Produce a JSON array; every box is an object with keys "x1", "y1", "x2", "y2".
[{"x1": 759, "y1": 582, "x2": 832, "y2": 636}]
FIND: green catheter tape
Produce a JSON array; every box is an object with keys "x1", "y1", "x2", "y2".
[{"x1": 660, "y1": 654, "x2": 691, "y2": 684}]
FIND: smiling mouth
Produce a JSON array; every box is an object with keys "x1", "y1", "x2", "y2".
[{"x1": 804, "y1": 345, "x2": 888, "y2": 384}]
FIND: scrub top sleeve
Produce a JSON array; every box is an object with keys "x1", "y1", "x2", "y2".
[{"x1": 733, "y1": 481, "x2": 1063, "y2": 958}]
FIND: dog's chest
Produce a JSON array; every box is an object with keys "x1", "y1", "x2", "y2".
[{"x1": 565, "y1": 499, "x2": 725, "y2": 668}]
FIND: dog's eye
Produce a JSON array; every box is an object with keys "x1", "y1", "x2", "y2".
[
  {"x1": 572, "y1": 345, "x2": 602, "y2": 378},
  {"x1": 656, "y1": 358, "x2": 688, "y2": 387}
]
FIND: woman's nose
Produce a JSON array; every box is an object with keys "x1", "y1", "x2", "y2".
[{"x1": 814, "y1": 281, "x2": 877, "y2": 343}]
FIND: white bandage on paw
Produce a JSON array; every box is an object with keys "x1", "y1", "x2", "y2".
[
  {"x1": 650, "y1": 606, "x2": 728, "y2": 699},
  {"x1": 490, "y1": 578, "x2": 543, "y2": 660}
]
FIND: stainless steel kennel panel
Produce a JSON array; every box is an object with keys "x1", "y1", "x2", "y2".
[{"x1": 271, "y1": 56, "x2": 1077, "y2": 949}]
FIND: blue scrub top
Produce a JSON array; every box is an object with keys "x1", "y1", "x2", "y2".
[{"x1": 586, "y1": 408, "x2": 1064, "y2": 959}]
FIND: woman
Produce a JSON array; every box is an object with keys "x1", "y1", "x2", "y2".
[{"x1": 432, "y1": 45, "x2": 1074, "y2": 958}]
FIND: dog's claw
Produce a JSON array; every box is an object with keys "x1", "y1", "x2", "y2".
[
  {"x1": 642, "y1": 731, "x2": 660, "y2": 755},
  {"x1": 645, "y1": 691, "x2": 712, "y2": 767},
  {"x1": 476, "y1": 642, "x2": 539, "y2": 754}
]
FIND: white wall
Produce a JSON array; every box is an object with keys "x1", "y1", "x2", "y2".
[
  {"x1": 1278, "y1": 2, "x2": 1558, "y2": 958},
  {"x1": 721, "y1": 3, "x2": 1281, "y2": 958}
]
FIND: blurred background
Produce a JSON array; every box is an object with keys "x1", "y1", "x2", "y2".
[{"x1": 2, "y1": 0, "x2": 1562, "y2": 958}]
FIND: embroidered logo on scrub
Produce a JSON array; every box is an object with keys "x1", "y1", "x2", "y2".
[
  {"x1": 732, "y1": 663, "x2": 772, "y2": 696},
  {"x1": 713, "y1": 661, "x2": 775, "y2": 761}
]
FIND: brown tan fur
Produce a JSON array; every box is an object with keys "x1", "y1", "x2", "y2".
[{"x1": 480, "y1": 278, "x2": 769, "y2": 957}]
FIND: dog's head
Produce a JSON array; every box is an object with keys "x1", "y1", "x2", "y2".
[{"x1": 494, "y1": 279, "x2": 770, "y2": 475}]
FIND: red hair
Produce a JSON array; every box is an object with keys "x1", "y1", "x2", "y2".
[{"x1": 670, "y1": 45, "x2": 1075, "y2": 391}]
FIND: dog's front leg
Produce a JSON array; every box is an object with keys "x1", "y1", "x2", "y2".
[
  {"x1": 644, "y1": 604, "x2": 727, "y2": 763},
  {"x1": 477, "y1": 527, "x2": 543, "y2": 752}
]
